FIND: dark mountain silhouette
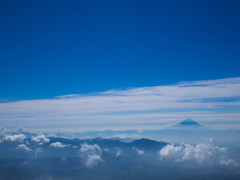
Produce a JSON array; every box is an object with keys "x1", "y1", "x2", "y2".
[{"x1": 130, "y1": 138, "x2": 167, "y2": 150}]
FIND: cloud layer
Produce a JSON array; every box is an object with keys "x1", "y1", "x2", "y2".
[
  {"x1": 0, "y1": 77, "x2": 240, "y2": 129},
  {"x1": 159, "y1": 142, "x2": 238, "y2": 166}
]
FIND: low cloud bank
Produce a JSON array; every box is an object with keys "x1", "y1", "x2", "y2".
[
  {"x1": 79, "y1": 143, "x2": 103, "y2": 168},
  {"x1": 159, "y1": 142, "x2": 238, "y2": 166}
]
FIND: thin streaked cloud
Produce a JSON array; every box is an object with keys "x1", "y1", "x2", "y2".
[{"x1": 0, "y1": 77, "x2": 240, "y2": 130}]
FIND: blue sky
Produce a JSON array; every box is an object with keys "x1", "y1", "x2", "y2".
[
  {"x1": 0, "y1": 1, "x2": 240, "y2": 130},
  {"x1": 1, "y1": 0, "x2": 240, "y2": 100}
]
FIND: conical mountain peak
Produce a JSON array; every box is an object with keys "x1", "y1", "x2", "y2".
[{"x1": 178, "y1": 119, "x2": 200, "y2": 126}]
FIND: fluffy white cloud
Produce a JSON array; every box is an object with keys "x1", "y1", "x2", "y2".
[
  {"x1": 50, "y1": 142, "x2": 67, "y2": 148},
  {"x1": 80, "y1": 143, "x2": 102, "y2": 154},
  {"x1": 132, "y1": 147, "x2": 144, "y2": 155},
  {"x1": 79, "y1": 143, "x2": 103, "y2": 168},
  {"x1": 17, "y1": 144, "x2": 31, "y2": 152},
  {"x1": 31, "y1": 135, "x2": 50, "y2": 145},
  {"x1": 85, "y1": 155, "x2": 102, "y2": 168},
  {"x1": 159, "y1": 142, "x2": 238, "y2": 166},
  {"x1": 3, "y1": 134, "x2": 26, "y2": 142}
]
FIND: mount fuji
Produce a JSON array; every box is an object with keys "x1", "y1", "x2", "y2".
[{"x1": 171, "y1": 119, "x2": 206, "y2": 129}]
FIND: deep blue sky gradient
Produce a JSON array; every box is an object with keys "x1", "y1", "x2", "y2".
[{"x1": 1, "y1": 0, "x2": 240, "y2": 100}]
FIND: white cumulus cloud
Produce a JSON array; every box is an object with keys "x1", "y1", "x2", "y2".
[
  {"x1": 31, "y1": 134, "x2": 50, "y2": 145},
  {"x1": 85, "y1": 155, "x2": 102, "y2": 168},
  {"x1": 17, "y1": 144, "x2": 32, "y2": 152},
  {"x1": 50, "y1": 142, "x2": 67, "y2": 148},
  {"x1": 3, "y1": 134, "x2": 26, "y2": 142},
  {"x1": 159, "y1": 142, "x2": 238, "y2": 166},
  {"x1": 79, "y1": 143, "x2": 103, "y2": 168}
]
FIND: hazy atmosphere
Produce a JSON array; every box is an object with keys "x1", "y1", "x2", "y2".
[{"x1": 1, "y1": 0, "x2": 240, "y2": 179}]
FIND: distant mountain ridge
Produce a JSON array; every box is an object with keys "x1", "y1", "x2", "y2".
[
  {"x1": 0, "y1": 136, "x2": 168, "y2": 159},
  {"x1": 2, "y1": 119, "x2": 240, "y2": 146}
]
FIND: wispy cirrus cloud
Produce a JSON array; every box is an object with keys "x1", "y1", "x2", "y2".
[{"x1": 0, "y1": 77, "x2": 240, "y2": 130}]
